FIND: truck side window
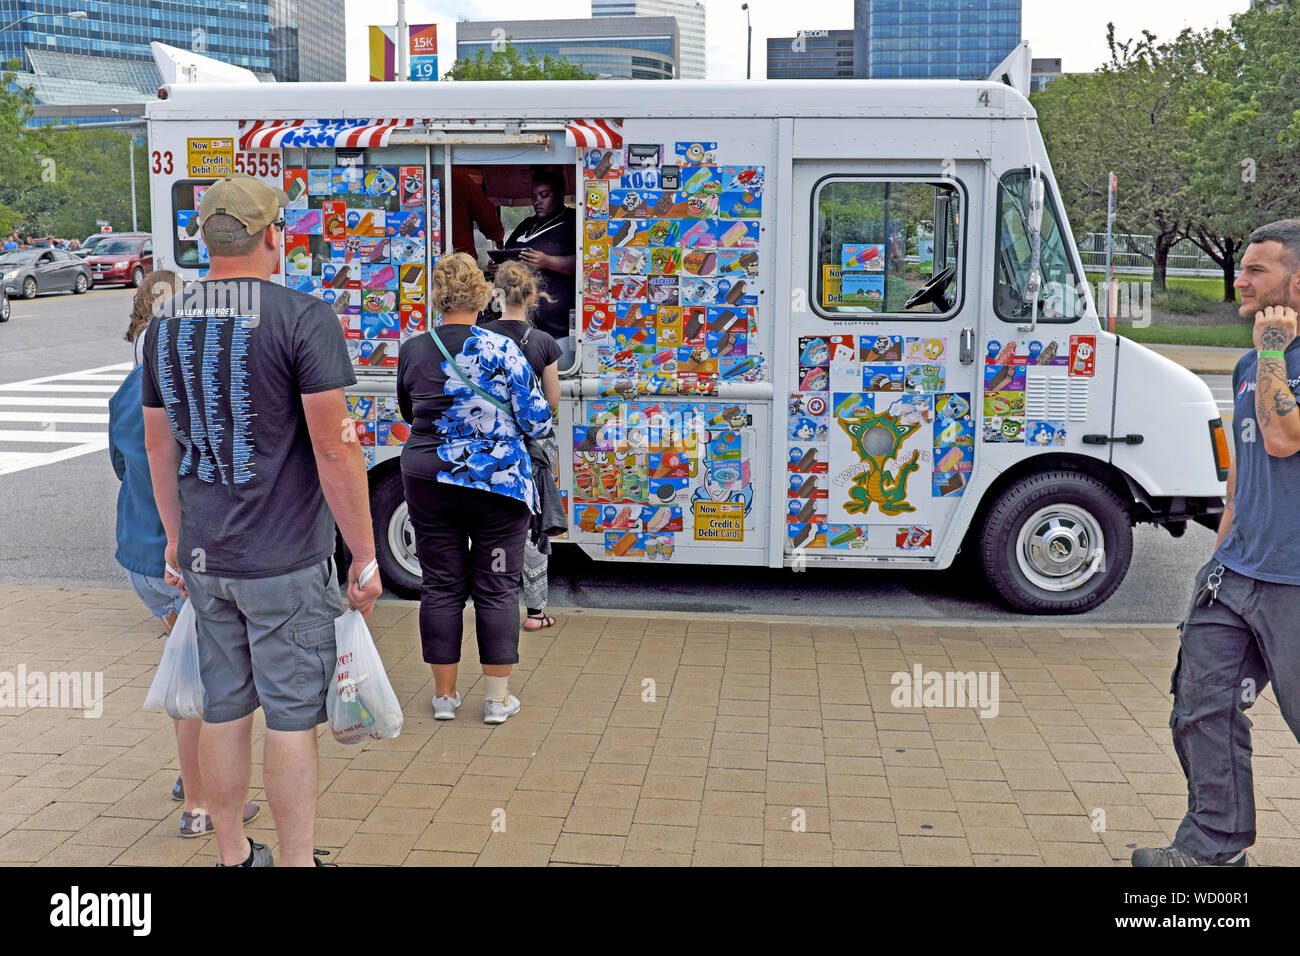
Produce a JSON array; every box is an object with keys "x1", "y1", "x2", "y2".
[
  {"x1": 995, "y1": 170, "x2": 1084, "y2": 322},
  {"x1": 813, "y1": 178, "x2": 961, "y2": 320},
  {"x1": 171, "y1": 180, "x2": 211, "y2": 269}
]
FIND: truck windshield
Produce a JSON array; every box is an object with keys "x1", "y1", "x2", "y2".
[{"x1": 995, "y1": 170, "x2": 1085, "y2": 322}]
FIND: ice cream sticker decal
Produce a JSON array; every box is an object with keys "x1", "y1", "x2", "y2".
[{"x1": 836, "y1": 405, "x2": 922, "y2": 517}]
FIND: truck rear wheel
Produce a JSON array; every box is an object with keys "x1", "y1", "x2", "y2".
[
  {"x1": 371, "y1": 471, "x2": 421, "y2": 599},
  {"x1": 979, "y1": 471, "x2": 1132, "y2": 614}
]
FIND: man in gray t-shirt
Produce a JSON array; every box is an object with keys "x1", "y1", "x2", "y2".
[
  {"x1": 143, "y1": 174, "x2": 382, "y2": 867},
  {"x1": 1133, "y1": 220, "x2": 1300, "y2": 868}
]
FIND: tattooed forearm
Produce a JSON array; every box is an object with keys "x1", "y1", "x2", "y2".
[
  {"x1": 1260, "y1": 326, "x2": 1291, "y2": 350},
  {"x1": 1273, "y1": 388, "x2": 1298, "y2": 417}
]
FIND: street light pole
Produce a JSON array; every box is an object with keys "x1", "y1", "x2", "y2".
[
  {"x1": 0, "y1": 10, "x2": 87, "y2": 34},
  {"x1": 129, "y1": 135, "x2": 138, "y2": 232},
  {"x1": 396, "y1": 0, "x2": 408, "y2": 82},
  {"x1": 741, "y1": 4, "x2": 751, "y2": 80}
]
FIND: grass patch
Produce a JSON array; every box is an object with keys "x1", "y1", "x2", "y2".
[
  {"x1": 1116, "y1": 324, "x2": 1252, "y2": 348},
  {"x1": 1152, "y1": 288, "x2": 1212, "y2": 315},
  {"x1": 1084, "y1": 272, "x2": 1229, "y2": 302}
]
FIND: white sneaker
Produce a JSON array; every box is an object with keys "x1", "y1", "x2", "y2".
[
  {"x1": 432, "y1": 692, "x2": 461, "y2": 720},
  {"x1": 483, "y1": 694, "x2": 520, "y2": 725}
]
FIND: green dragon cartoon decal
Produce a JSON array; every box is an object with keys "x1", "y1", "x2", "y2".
[{"x1": 838, "y1": 409, "x2": 921, "y2": 516}]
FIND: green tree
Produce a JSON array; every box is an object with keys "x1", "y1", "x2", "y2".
[
  {"x1": 1034, "y1": 26, "x2": 1206, "y2": 292},
  {"x1": 446, "y1": 39, "x2": 595, "y2": 81},
  {"x1": 0, "y1": 71, "x2": 44, "y2": 236},
  {"x1": 1181, "y1": 2, "x2": 1300, "y2": 302}
]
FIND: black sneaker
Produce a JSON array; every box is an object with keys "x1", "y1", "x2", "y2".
[
  {"x1": 171, "y1": 775, "x2": 184, "y2": 802},
  {"x1": 1131, "y1": 845, "x2": 1247, "y2": 867},
  {"x1": 215, "y1": 838, "x2": 274, "y2": 867}
]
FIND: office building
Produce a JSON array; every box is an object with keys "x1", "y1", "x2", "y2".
[
  {"x1": 766, "y1": 29, "x2": 855, "y2": 80},
  {"x1": 3, "y1": 2, "x2": 344, "y2": 125},
  {"x1": 1029, "y1": 56, "x2": 1061, "y2": 92},
  {"x1": 269, "y1": 0, "x2": 348, "y2": 83},
  {"x1": 853, "y1": 0, "x2": 1021, "y2": 80},
  {"x1": 457, "y1": 16, "x2": 679, "y2": 80},
  {"x1": 593, "y1": 0, "x2": 705, "y2": 80}
]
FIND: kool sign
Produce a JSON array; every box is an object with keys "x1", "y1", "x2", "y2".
[
  {"x1": 693, "y1": 501, "x2": 744, "y2": 542},
  {"x1": 187, "y1": 137, "x2": 234, "y2": 177}
]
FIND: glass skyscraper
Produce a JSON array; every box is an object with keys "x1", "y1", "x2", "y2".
[
  {"x1": 0, "y1": 1, "x2": 274, "y2": 74},
  {"x1": 853, "y1": 0, "x2": 1021, "y2": 80}
]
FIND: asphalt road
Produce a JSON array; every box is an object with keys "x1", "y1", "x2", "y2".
[{"x1": 0, "y1": 288, "x2": 1217, "y2": 624}]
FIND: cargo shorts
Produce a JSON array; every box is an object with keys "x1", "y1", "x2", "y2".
[{"x1": 184, "y1": 558, "x2": 344, "y2": 732}]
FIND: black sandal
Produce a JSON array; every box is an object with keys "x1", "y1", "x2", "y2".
[{"x1": 523, "y1": 612, "x2": 556, "y2": 630}]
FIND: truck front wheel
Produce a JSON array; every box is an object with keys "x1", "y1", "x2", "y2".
[
  {"x1": 979, "y1": 471, "x2": 1132, "y2": 614},
  {"x1": 371, "y1": 471, "x2": 422, "y2": 599}
]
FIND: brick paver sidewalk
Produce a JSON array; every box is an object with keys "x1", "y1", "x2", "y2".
[{"x1": 1, "y1": 585, "x2": 1297, "y2": 866}]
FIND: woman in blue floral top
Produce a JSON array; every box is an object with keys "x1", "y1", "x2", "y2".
[{"x1": 398, "y1": 253, "x2": 554, "y2": 725}]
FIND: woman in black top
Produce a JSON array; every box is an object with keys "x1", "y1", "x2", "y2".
[
  {"x1": 481, "y1": 260, "x2": 561, "y2": 629},
  {"x1": 397, "y1": 252, "x2": 553, "y2": 725},
  {"x1": 501, "y1": 168, "x2": 576, "y2": 365}
]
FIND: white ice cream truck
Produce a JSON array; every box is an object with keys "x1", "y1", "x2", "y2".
[{"x1": 145, "y1": 43, "x2": 1228, "y2": 613}]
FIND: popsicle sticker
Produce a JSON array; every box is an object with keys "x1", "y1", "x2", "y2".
[{"x1": 842, "y1": 243, "x2": 884, "y2": 271}]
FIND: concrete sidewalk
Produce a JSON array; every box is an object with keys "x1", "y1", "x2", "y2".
[
  {"x1": 1, "y1": 585, "x2": 1297, "y2": 867},
  {"x1": 1146, "y1": 343, "x2": 1245, "y2": 376}
]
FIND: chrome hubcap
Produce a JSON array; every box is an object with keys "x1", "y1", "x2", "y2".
[
  {"x1": 388, "y1": 502, "x2": 420, "y2": 577},
  {"x1": 1015, "y1": 504, "x2": 1105, "y2": 593}
]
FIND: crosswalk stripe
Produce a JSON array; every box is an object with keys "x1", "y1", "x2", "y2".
[
  {"x1": 0, "y1": 411, "x2": 109, "y2": 424},
  {"x1": 0, "y1": 363, "x2": 130, "y2": 476},
  {"x1": 0, "y1": 430, "x2": 110, "y2": 443},
  {"x1": 0, "y1": 396, "x2": 109, "y2": 407}
]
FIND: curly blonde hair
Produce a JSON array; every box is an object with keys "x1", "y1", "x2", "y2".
[
  {"x1": 125, "y1": 270, "x2": 184, "y2": 343},
  {"x1": 431, "y1": 252, "x2": 492, "y2": 315},
  {"x1": 492, "y1": 260, "x2": 554, "y2": 318}
]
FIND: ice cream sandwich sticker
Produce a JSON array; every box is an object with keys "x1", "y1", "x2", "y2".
[
  {"x1": 694, "y1": 501, "x2": 744, "y2": 542},
  {"x1": 933, "y1": 470, "x2": 969, "y2": 497},
  {"x1": 649, "y1": 475, "x2": 690, "y2": 503},
  {"x1": 642, "y1": 505, "x2": 683, "y2": 533},
  {"x1": 1069, "y1": 335, "x2": 1096, "y2": 377},
  {"x1": 863, "y1": 366, "x2": 906, "y2": 392},
  {"x1": 607, "y1": 219, "x2": 649, "y2": 247}
]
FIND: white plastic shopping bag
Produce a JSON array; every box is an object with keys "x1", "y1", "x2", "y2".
[
  {"x1": 143, "y1": 599, "x2": 205, "y2": 720},
  {"x1": 327, "y1": 565, "x2": 403, "y2": 744}
]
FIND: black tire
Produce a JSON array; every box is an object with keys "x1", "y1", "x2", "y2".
[
  {"x1": 73, "y1": 273, "x2": 88, "y2": 294},
  {"x1": 131, "y1": 267, "x2": 145, "y2": 288},
  {"x1": 371, "y1": 470, "x2": 421, "y2": 598},
  {"x1": 21, "y1": 277, "x2": 36, "y2": 299},
  {"x1": 0, "y1": 295, "x2": 9, "y2": 323},
  {"x1": 979, "y1": 470, "x2": 1132, "y2": 614}
]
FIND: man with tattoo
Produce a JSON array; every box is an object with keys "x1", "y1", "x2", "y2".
[{"x1": 1134, "y1": 220, "x2": 1300, "y2": 867}]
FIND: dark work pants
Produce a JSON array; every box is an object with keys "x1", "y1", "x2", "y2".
[
  {"x1": 1171, "y1": 560, "x2": 1300, "y2": 860},
  {"x1": 402, "y1": 473, "x2": 530, "y2": 667}
]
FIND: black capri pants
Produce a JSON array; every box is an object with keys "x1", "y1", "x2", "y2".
[{"x1": 401, "y1": 473, "x2": 531, "y2": 666}]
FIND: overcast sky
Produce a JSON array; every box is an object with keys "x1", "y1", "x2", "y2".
[{"x1": 343, "y1": 0, "x2": 1252, "y2": 83}]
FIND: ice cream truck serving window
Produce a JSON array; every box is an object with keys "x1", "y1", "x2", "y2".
[{"x1": 813, "y1": 178, "x2": 962, "y2": 319}]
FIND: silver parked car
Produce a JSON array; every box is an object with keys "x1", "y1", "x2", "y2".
[{"x1": 0, "y1": 248, "x2": 92, "y2": 299}]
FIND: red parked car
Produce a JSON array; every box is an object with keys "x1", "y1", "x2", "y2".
[{"x1": 86, "y1": 234, "x2": 153, "y2": 288}]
